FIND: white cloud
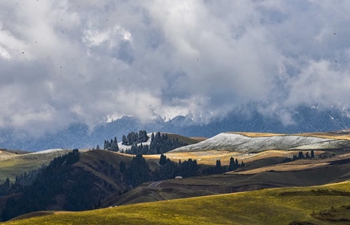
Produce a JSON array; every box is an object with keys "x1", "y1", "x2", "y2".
[{"x1": 0, "y1": 0, "x2": 350, "y2": 135}]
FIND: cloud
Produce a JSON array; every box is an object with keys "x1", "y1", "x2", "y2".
[{"x1": 0, "y1": 0, "x2": 350, "y2": 135}]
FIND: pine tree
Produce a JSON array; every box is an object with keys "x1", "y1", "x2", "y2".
[
  {"x1": 306, "y1": 152, "x2": 310, "y2": 158},
  {"x1": 4, "y1": 178, "x2": 10, "y2": 189},
  {"x1": 298, "y1": 151, "x2": 305, "y2": 159},
  {"x1": 103, "y1": 140, "x2": 109, "y2": 150},
  {"x1": 159, "y1": 154, "x2": 167, "y2": 166},
  {"x1": 215, "y1": 159, "x2": 222, "y2": 173},
  {"x1": 119, "y1": 161, "x2": 126, "y2": 172},
  {"x1": 228, "y1": 157, "x2": 235, "y2": 171},
  {"x1": 122, "y1": 135, "x2": 127, "y2": 145},
  {"x1": 311, "y1": 150, "x2": 315, "y2": 158}
]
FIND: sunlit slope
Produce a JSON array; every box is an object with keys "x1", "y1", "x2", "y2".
[
  {"x1": 109, "y1": 152, "x2": 350, "y2": 206},
  {"x1": 171, "y1": 132, "x2": 350, "y2": 153},
  {"x1": 0, "y1": 149, "x2": 72, "y2": 183},
  {"x1": 5, "y1": 181, "x2": 350, "y2": 225}
]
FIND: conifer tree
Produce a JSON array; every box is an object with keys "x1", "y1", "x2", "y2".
[
  {"x1": 215, "y1": 159, "x2": 222, "y2": 173},
  {"x1": 228, "y1": 157, "x2": 235, "y2": 171},
  {"x1": 298, "y1": 151, "x2": 305, "y2": 159},
  {"x1": 159, "y1": 154, "x2": 167, "y2": 166},
  {"x1": 306, "y1": 152, "x2": 310, "y2": 158},
  {"x1": 311, "y1": 150, "x2": 315, "y2": 158},
  {"x1": 122, "y1": 135, "x2": 127, "y2": 145}
]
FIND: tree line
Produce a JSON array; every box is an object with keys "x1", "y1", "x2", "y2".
[
  {"x1": 122, "y1": 130, "x2": 148, "y2": 146},
  {"x1": 281, "y1": 150, "x2": 315, "y2": 163},
  {"x1": 121, "y1": 153, "x2": 245, "y2": 187},
  {"x1": 103, "y1": 131, "x2": 187, "y2": 154},
  {"x1": 1, "y1": 149, "x2": 81, "y2": 221}
]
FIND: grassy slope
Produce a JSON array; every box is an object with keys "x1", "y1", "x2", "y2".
[
  {"x1": 0, "y1": 150, "x2": 73, "y2": 183},
  {"x1": 74, "y1": 150, "x2": 133, "y2": 193},
  {"x1": 296, "y1": 132, "x2": 350, "y2": 141},
  {"x1": 165, "y1": 149, "x2": 301, "y2": 166},
  {"x1": 166, "y1": 133, "x2": 201, "y2": 145},
  {"x1": 4, "y1": 181, "x2": 350, "y2": 225},
  {"x1": 102, "y1": 155, "x2": 350, "y2": 207}
]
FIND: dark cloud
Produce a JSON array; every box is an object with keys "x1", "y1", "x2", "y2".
[{"x1": 0, "y1": 0, "x2": 349, "y2": 135}]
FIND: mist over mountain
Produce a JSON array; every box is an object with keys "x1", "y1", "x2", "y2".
[{"x1": 1, "y1": 105, "x2": 350, "y2": 151}]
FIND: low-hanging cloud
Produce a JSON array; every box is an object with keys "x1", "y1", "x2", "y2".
[{"x1": 0, "y1": 0, "x2": 350, "y2": 135}]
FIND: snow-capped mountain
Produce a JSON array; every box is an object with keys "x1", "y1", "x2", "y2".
[{"x1": 2, "y1": 106, "x2": 350, "y2": 151}]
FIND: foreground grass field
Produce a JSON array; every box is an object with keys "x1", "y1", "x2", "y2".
[{"x1": 4, "y1": 181, "x2": 350, "y2": 225}]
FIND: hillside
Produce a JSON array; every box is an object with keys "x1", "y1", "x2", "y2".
[
  {"x1": 0, "y1": 150, "x2": 143, "y2": 221},
  {"x1": 2, "y1": 131, "x2": 350, "y2": 222},
  {"x1": 0, "y1": 149, "x2": 74, "y2": 183},
  {"x1": 171, "y1": 132, "x2": 350, "y2": 153},
  {"x1": 4, "y1": 181, "x2": 350, "y2": 225},
  {"x1": 105, "y1": 151, "x2": 350, "y2": 206},
  {"x1": 116, "y1": 132, "x2": 200, "y2": 154}
]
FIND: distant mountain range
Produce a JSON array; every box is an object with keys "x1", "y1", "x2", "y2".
[{"x1": 1, "y1": 105, "x2": 350, "y2": 151}]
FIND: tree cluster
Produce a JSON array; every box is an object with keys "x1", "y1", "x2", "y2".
[
  {"x1": 1, "y1": 149, "x2": 81, "y2": 221},
  {"x1": 155, "y1": 155, "x2": 199, "y2": 180},
  {"x1": 123, "y1": 132, "x2": 187, "y2": 155},
  {"x1": 0, "y1": 179, "x2": 11, "y2": 197},
  {"x1": 149, "y1": 132, "x2": 186, "y2": 154},
  {"x1": 104, "y1": 137, "x2": 119, "y2": 151},
  {"x1": 281, "y1": 150, "x2": 315, "y2": 163},
  {"x1": 156, "y1": 155, "x2": 245, "y2": 180},
  {"x1": 122, "y1": 130, "x2": 148, "y2": 146},
  {"x1": 125, "y1": 154, "x2": 151, "y2": 187},
  {"x1": 202, "y1": 157, "x2": 245, "y2": 175}
]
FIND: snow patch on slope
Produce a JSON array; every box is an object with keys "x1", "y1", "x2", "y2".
[
  {"x1": 118, "y1": 133, "x2": 152, "y2": 151},
  {"x1": 28, "y1": 149, "x2": 66, "y2": 155},
  {"x1": 171, "y1": 133, "x2": 350, "y2": 153}
]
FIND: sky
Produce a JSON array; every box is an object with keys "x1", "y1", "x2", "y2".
[{"x1": 1, "y1": 0, "x2": 350, "y2": 136}]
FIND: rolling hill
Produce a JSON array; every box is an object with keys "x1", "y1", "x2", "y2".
[
  {"x1": 4, "y1": 181, "x2": 350, "y2": 225},
  {"x1": 0, "y1": 149, "x2": 74, "y2": 183},
  {"x1": 2, "y1": 131, "x2": 350, "y2": 222},
  {"x1": 105, "y1": 151, "x2": 350, "y2": 206},
  {"x1": 0, "y1": 150, "x2": 145, "y2": 221},
  {"x1": 116, "y1": 132, "x2": 200, "y2": 152},
  {"x1": 171, "y1": 132, "x2": 350, "y2": 153}
]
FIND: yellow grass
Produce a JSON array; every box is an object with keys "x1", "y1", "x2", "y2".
[
  {"x1": 296, "y1": 132, "x2": 350, "y2": 141},
  {"x1": 165, "y1": 150, "x2": 302, "y2": 166},
  {"x1": 190, "y1": 137, "x2": 208, "y2": 142},
  {"x1": 233, "y1": 161, "x2": 329, "y2": 175},
  {"x1": 4, "y1": 181, "x2": 350, "y2": 225}
]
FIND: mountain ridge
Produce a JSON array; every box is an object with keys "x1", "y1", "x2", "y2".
[{"x1": 2, "y1": 106, "x2": 350, "y2": 151}]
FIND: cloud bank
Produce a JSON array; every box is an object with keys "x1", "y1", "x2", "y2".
[{"x1": 0, "y1": 0, "x2": 350, "y2": 135}]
